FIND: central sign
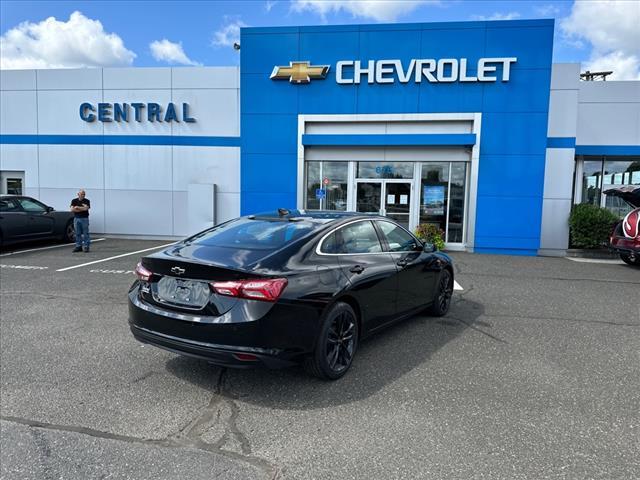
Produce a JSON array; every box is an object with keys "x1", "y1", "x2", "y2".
[{"x1": 271, "y1": 57, "x2": 517, "y2": 85}]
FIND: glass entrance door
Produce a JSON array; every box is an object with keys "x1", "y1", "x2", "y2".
[{"x1": 356, "y1": 181, "x2": 412, "y2": 229}]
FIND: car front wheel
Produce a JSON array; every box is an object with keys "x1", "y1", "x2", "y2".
[
  {"x1": 427, "y1": 269, "x2": 453, "y2": 317},
  {"x1": 62, "y1": 220, "x2": 75, "y2": 243},
  {"x1": 305, "y1": 302, "x2": 358, "y2": 380}
]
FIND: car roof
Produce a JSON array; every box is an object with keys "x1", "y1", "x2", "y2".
[{"x1": 248, "y1": 209, "x2": 386, "y2": 224}]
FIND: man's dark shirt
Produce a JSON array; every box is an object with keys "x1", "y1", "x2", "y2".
[{"x1": 71, "y1": 198, "x2": 90, "y2": 218}]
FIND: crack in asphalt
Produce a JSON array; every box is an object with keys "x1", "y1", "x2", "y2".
[
  {"x1": 1, "y1": 376, "x2": 279, "y2": 480},
  {"x1": 482, "y1": 312, "x2": 640, "y2": 328}
]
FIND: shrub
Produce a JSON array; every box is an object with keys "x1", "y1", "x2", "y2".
[
  {"x1": 568, "y1": 204, "x2": 619, "y2": 249},
  {"x1": 414, "y1": 223, "x2": 445, "y2": 251}
]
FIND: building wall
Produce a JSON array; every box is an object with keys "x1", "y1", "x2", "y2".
[
  {"x1": 240, "y1": 20, "x2": 555, "y2": 255},
  {"x1": 540, "y1": 65, "x2": 640, "y2": 255},
  {"x1": 0, "y1": 67, "x2": 241, "y2": 237}
]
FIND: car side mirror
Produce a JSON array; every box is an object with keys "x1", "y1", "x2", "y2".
[
  {"x1": 46, "y1": 206, "x2": 54, "y2": 213},
  {"x1": 423, "y1": 242, "x2": 436, "y2": 253}
]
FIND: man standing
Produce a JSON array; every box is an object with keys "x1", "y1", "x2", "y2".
[{"x1": 70, "y1": 189, "x2": 91, "y2": 252}]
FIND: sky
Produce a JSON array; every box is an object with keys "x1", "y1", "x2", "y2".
[{"x1": 1, "y1": 0, "x2": 639, "y2": 79}]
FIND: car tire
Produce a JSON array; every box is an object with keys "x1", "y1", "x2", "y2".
[
  {"x1": 620, "y1": 253, "x2": 640, "y2": 266},
  {"x1": 62, "y1": 220, "x2": 75, "y2": 243},
  {"x1": 427, "y1": 269, "x2": 453, "y2": 317},
  {"x1": 305, "y1": 302, "x2": 358, "y2": 380}
]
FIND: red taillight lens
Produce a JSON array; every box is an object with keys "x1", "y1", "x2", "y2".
[
  {"x1": 210, "y1": 278, "x2": 287, "y2": 302},
  {"x1": 135, "y1": 262, "x2": 153, "y2": 282}
]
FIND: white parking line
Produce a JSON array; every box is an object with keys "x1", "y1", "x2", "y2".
[
  {"x1": 0, "y1": 238, "x2": 105, "y2": 257},
  {"x1": 55, "y1": 243, "x2": 175, "y2": 272},
  {"x1": 90, "y1": 269, "x2": 135, "y2": 275},
  {"x1": 1, "y1": 264, "x2": 48, "y2": 270},
  {"x1": 454, "y1": 280, "x2": 463, "y2": 291}
]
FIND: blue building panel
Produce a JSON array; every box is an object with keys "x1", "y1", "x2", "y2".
[{"x1": 240, "y1": 19, "x2": 554, "y2": 255}]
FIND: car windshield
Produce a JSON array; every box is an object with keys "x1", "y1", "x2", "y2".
[{"x1": 189, "y1": 218, "x2": 318, "y2": 251}]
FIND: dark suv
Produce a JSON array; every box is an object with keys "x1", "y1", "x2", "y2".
[{"x1": 605, "y1": 186, "x2": 640, "y2": 266}]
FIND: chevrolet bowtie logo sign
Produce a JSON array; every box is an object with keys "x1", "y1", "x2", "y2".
[{"x1": 270, "y1": 61, "x2": 330, "y2": 84}]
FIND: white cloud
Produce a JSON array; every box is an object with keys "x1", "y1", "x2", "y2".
[
  {"x1": 535, "y1": 4, "x2": 561, "y2": 17},
  {"x1": 561, "y1": 0, "x2": 640, "y2": 80},
  {"x1": 471, "y1": 12, "x2": 521, "y2": 21},
  {"x1": 150, "y1": 39, "x2": 201, "y2": 66},
  {"x1": 265, "y1": 1, "x2": 277, "y2": 12},
  {"x1": 0, "y1": 11, "x2": 135, "y2": 69},
  {"x1": 291, "y1": 0, "x2": 438, "y2": 22},
  {"x1": 212, "y1": 17, "x2": 247, "y2": 47}
]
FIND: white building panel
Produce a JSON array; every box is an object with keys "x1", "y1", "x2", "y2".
[
  {"x1": 37, "y1": 69, "x2": 102, "y2": 90},
  {"x1": 539, "y1": 198, "x2": 572, "y2": 254},
  {"x1": 38, "y1": 145, "x2": 104, "y2": 190},
  {"x1": 171, "y1": 89, "x2": 239, "y2": 137},
  {"x1": 39, "y1": 187, "x2": 106, "y2": 234},
  {"x1": 216, "y1": 192, "x2": 240, "y2": 224},
  {"x1": 102, "y1": 89, "x2": 172, "y2": 135},
  {"x1": 0, "y1": 91, "x2": 37, "y2": 134},
  {"x1": 172, "y1": 191, "x2": 188, "y2": 236},
  {"x1": 103, "y1": 67, "x2": 171, "y2": 90},
  {"x1": 172, "y1": 146, "x2": 240, "y2": 193},
  {"x1": 37, "y1": 90, "x2": 103, "y2": 135},
  {"x1": 188, "y1": 183, "x2": 216, "y2": 235},
  {"x1": 0, "y1": 144, "x2": 39, "y2": 188},
  {"x1": 543, "y1": 148, "x2": 575, "y2": 200},
  {"x1": 104, "y1": 145, "x2": 172, "y2": 191},
  {"x1": 547, "y1": 90, "x2": 578, "y2": 138},
  {"x1": 579, "y1": 81, "x2": 640, "y2": 104},
  {"x1": 550, "y1": 63, "x2": 580, "y2": 90},
  {"x1": 577, "y1": 103, "x2": 640, "y2": 145},
  {"x1": 104, "y1": 190, "x2": 173, "y2": 235},
  {"x1": 0, "y1": 70, "x2": 36, "y2": 91},
  {"x1": 172, "y1": 67, "x2": 239, "y2": 89}
]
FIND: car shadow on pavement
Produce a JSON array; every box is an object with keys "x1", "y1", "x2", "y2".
[{"x1": 165, "y1": 296, "x2": 486, "y2": 410}]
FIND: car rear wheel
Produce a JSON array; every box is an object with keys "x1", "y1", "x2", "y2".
[
  {"x1": 305, "y1": 302, "x2": 358, "y2": 380},
  {"x1": 62, "y1": 220, "x2": 75, "y2": 243},
  {"x1": 427, "y1": 269, "x2": 453, "y2": 317},
  {"x1": 620, "y1": 253, "x2": 640, "y2": 266}
]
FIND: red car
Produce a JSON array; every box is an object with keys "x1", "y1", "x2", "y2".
[{"x1": 605, "y1": 186, "x2": 640, "y2": 266}]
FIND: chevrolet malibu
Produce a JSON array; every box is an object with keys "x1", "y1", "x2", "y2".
[{"x1": 128, "y1": 210, "x2": 454, "y2": 379}]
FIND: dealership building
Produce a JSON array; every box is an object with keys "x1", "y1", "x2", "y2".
[{"x1": 1, "y1": 19, "x2": 639, "y2": 255}]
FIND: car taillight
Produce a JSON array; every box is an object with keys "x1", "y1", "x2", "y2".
[
  {"x1": 210, "y1": 278, "x2": 287, "y2": 302},
  {"x1": 135, "y1": 262, "x2": 153, "y2": 282}
]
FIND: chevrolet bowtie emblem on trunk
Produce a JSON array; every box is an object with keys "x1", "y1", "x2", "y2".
[
  {"x1": 270, "y1": 61, "x2": 330, "y2": 84},
  {"x1": 171, "y1": 266, "x2": 186, "y2": 275}
]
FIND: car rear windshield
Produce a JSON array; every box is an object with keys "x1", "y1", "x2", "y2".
[{"x1": 189, "y1": 218, "x2": 318, "y2": 251}]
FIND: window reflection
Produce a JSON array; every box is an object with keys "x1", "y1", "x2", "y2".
[
  {"x1": 578, "y1": 156, "x2": 639, "y2": 216},
  {"x1": 420, "y1": 163, "x2": 449, "y2": 236},
  {"x1": 357, "y1": 162, "x2": 413, "y2": 179},
  {"x1": 304, "y1": 161, "x2": 348, "y2": 211}
]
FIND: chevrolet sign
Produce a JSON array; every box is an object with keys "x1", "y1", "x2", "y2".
[{"x1": 271, "y1": 57, "x2": 517, "y2": 85}]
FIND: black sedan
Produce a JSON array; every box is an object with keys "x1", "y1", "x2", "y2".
[
  {"x1": 0, "y1": 195, "x2": 75, "y2": 247},
  {"x1": 128, "y1": 210, "x2": 454, "y2": 379}
]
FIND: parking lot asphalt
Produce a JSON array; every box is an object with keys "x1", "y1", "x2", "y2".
[{"x1": 1, "y1": 239, "x2": 639, "y2": 480}]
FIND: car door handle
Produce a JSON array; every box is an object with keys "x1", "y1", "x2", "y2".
[
  {"x1": 349, "y1": 265, "x2": 365, "y2": 274},
  {"x1": 397, "y1": 260, "x2": 409, "y2": 268}
]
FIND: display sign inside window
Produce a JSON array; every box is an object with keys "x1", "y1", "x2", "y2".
[{"x1": 423, "y1": 186, "x2": 445, "y2": 215}]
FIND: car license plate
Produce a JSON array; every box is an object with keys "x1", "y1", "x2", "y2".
[{"x1": 156, "y1": 277, "x2": 210, "y2": 308}]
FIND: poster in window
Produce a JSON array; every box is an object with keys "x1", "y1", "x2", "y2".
[{"x1": 423, "y1": 186, "x2": 445, "y2": 216}]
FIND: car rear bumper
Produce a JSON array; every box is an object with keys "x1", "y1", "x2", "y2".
[
  {"x1": 609, "y1": 236, "x2": 640, "y2": 255},
  {"x1": 130, "y1": 325, "x2": 296, "y2": 368},
  {"x1": 128, "y1": 287, "x2": 321, "y2": 368}
]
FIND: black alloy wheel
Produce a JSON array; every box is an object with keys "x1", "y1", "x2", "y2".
[
  {"x1": 427, "y1": 269, "x2": 453, "y2": 317},
  {"x1": 63, "y1": 220, "x2": 75, "y2": 243},
  {"x1": 306, "y1": 302, "x2": 358, "y2": 380}
]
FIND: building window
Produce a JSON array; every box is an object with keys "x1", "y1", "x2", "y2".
[
  {"x1": 576, "y1": 155, "x2": 640, "y2": 217},
  {"x1": 420, "y1": 162, "x2": 467, "y2": 244},
  {"x1": 304, "y1": 161, "x2": 348, "y2": 211}
]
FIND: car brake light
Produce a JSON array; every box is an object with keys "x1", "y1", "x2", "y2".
[
  {"x1": 135, "y1": 262, "x2": 153, "y2": 282},
  {"x1": 210, "y1": 278, "x2": 287, "y2": 302}
]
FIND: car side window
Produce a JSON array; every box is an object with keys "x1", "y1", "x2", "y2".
[
  {"x1": 0, "y1": 199, "x2": 21, "y2": 212},
  {"x1": 320, "y1": 221, "x2": 382, "y2": 254},
  {"x1": 377, "y1": 221, "x2": 419, "y2": 252},
  {"x1": 17, "y1": 198, "x2": 47, "y2": 213}
]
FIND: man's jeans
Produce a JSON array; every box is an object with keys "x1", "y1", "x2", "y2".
[{"x1": 74, "y1": 217, "x2": 90, "y2": 248}]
